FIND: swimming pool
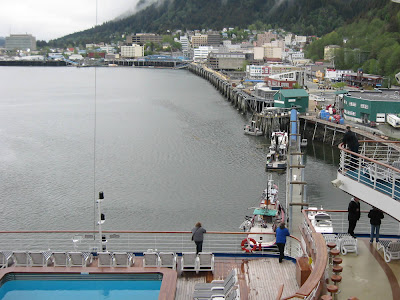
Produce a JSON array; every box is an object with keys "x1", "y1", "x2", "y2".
[{"x1": 0, "y1": 273, "x2": 162, "y2": 300}]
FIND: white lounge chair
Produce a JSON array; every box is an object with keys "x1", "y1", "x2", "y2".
[
  {"x1": 378, "y1": 240, "x2": 400, "y2": 262},
  {"x1": 143, "y1": 251, "x2": 160, "y2": 268},
  {"x1": 211, "y1": 288, "x2": 240, "y2": 300},
  {"x1": 192, "y1": 272, "x2": 238, "y2": 299},
  {"x1": 0, "y1": 251, "x2": 13, "y2": 268},
  {"x1": 198, "y1": 252, "x2": 214, "y2": 274},
  {"x1": 113, "y1": 252, "x2": 134, "y2": 267},
  {"x1": 52, "y1": 252, "x2": 70, "y2": 267},
  {"x1": 194, "y1": 269, "x2": 237, "y2": 291},
  {"x1": 12, "y1": 251, "x2": 31, "y2": 267},
  {"x1": 181, "y1": 252, "x2": 199, "y2": 273},
  {"x1": 68, "y1": 252, "x2": 93, "y2": 267},
  {"x1": 340, "y1": 238, "x2": 358, "y2": 255},
  {"x1": 322, "y1": 234, "x2": 339, "y2": 250},
  {"x1": 97, "y1": 252, "x2": 114, "y2": 267},
  {"x1": 29, "y1": 251, "x2": 52, "y2": 267},
  {"x1": 159, "y1": 252, "x2": 177, "y2": 270}
]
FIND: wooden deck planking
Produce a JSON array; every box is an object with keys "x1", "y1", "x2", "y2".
[{"x1": 175, "y1": 257, "x2": 298, "y2": 300}]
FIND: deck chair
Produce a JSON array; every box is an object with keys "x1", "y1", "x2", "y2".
[
  {"x1": 181, "y1": 252, "x2": 199, "y2": 273},
  {"x1": 52, "y1": 252, "x2": 70, "y2": 267},
  {"x1": 340, "y1": 238, "x2": 358, "y2": 255},
  {"x1": 194, "y1": 269, "x2": 237, "y2": 291},
  {"x1": 113, "y1": 252, "x2": 134, "y2": 267},
  {"x1": 322, "y1": 234, "x2": 338, "y2": 250},
  {"x1": 143, "y1": 251, "x2": 160, "y2": 268},
  {"x1": 0, "y1": 251, "x2": 13, "y2": 268},
  {"x1": 367, "y1": 163, "x2": 389, "y2": 182},
  {"x1": 12, "y1": 251, "x2": 31, "y2": 267},
  {"x1": 378, "y1": 240, "x2": 400, "y2": 262},
  {"x1": 214, "y1": 288, "x2": 240, "y2": 300},
  {"x1": 97, "y1": 252, "x2": 114, "y2": 267},
  {"x1": 192, "y1": 275, "x2": 238, "y2": 300},
  {"x1": 159, "y1": 252, "x2": 177, "y2": 270},
  {"x1": 197, "y1": 252, "x2": 215, "y2": 274},
  {"x1": 68, "y1": 252, "x2": 93, "y2": 267},
  {"x1": 29, "y1": 251, "x2": 52, "y2": 267}
]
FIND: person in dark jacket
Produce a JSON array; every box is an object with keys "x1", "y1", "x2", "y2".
[
  {"x1": 348, "y1": 197, "x2": 361, "y2": 238},
  {"x1": 275, "y1": 222, "x2": 290, "y2": 263},
  {"x1": 192, "y1": 222, "x2": 206, "y2": 254},
  {"x1": 342, "y1": 126, "x2": 359, "y2": 170},
  {"x1": 368, "y1": 207, "x2": 384, "y2": 244}
]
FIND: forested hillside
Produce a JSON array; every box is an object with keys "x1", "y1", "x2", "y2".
[
  {"x1": 49, "y1": 0, "x2": 380, "y2": 47},
  {"x1": 305, "y1": 1, "x2": 400, "y2": 82}
]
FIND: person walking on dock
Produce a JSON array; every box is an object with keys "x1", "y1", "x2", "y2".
[
  {"x1": 275, "y1": 222, "x2": 290, "y2": 263},
  {"x1": 342, "y1": 126, "x2": 359, "y2": 170},
  {"x1": 192, "y1": 222, "x2": 206, "y2": 254},
  {"x1": 348, "y1": 197, "x2": 361, "y2": 238},
  {"x1": 368, "y1": 207, "x2": 384, "y2": 244}
]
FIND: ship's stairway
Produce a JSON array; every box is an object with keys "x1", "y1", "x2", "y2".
[{"x1": 335, "y1": 140, "x2": 400, "y2": 221}]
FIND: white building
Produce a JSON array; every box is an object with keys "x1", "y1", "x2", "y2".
[
  {"x1": 193, "y1": 46, "x2": 214, "y2": 61},
  {"x1": 69, "y1": 54, "x2": 84, "y2": 61},
  {"x1": 325, "y1": 69, "x2": 352, "y2": 81},
  {"x1": 179, "y1": 36, "x2": 190, "y2": 52},
  {"x1": 121, "y1": 44, "x2": 144, "y2": 58},
  {"x1": 100, "y1": 46, "x2": 116, "y2": 53},
  {"x1": 254, "y1": 47, "x2": 264, "y2": 60}
]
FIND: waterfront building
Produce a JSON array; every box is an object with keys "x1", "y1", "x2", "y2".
[
  {"x1": 126, "y1": 34, "x2": 162, "y2": 46},
  {"x1": 342, "y1": 89, "x2": 400, "y2": 124},
  {"x1": 207, "y1": 52, "x2": 246, "y2": 70},
  {"x1": 325, "y1": 68, "x2": 352, "y2": 82},
  {"x1": 341, "y1": 70, "x2": 383, "y2": 88},
  {"x1": 246, "y1": 65, "x2": 303, "y2": 80},
  {"x1": 121, "y1": 44, "x2": 144, "y2": 58},
  {"x1": 193, "y1": 46, "x2": 214, "y2": 62},
  {"x1": 5, "y1": 34, "x2": 36, "y2": 51},
  {"x1": 273, "y1": 89, "x2": 309, "y2": 113}
]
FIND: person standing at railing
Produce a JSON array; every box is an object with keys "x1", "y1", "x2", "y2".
[
  {"x1": 348, "y1": 197, "x2": 361, "y2": 238},
  {"x1": 192, "y1": 222, "x2": 206, "y2": 254},
  {"x1": 342, "y1": 126, "x2": 359, "y2": 170},
  {"x1": 276, "y1": 222, "x2": 290, "y2": 263},
  {"x1": 368, "y1": 207, "x2": 384, "y2": 244}
]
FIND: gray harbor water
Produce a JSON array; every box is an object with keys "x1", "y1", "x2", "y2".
[{"x1": 0, "y1": 67, "x2": 355, "y2": 232}]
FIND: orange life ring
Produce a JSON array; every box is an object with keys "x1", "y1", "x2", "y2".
[{"x1": 241, "y1": 238, "x2": 257, "y2": 252}]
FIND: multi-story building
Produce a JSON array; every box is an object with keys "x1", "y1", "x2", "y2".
[
  {"x1": 179, "y1": 36, "x2": 190, "y2": 53},
  {"x1": 191, "y1": 35, "x2": 208, "y2": 48},
  {"x1": 126, "y1": 34, "x2": 162, "y2": 46},
  {"x1": 120, "y1": 44, "x2": 144, "y2": 58},
  {"x1": 207, "y1": 52, "x2": 246, "y2": 70},
  {"x1": 193, "y1": 46, "x2": 214, "y2": 61},
  {"x1": 256, "y1": 32, "x2": 277, "y2": 47},
  {"x1": 207, "y1": 33, "x2": 222, "y2": 46},
  {"x1": 324, "y1": 45, "x2": 341, "y2": 61},
  {"x1": 5, "y1": 34, "x2": 36, "y2": 51}
]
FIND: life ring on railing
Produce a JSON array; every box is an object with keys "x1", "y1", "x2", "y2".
[{"x1": 241, "y1": 238, "x2": 257, "y2": 252}]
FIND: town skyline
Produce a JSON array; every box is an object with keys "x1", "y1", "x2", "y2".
[{"x1": 0, "y1": 0, "x2": 140, "y2": 41}]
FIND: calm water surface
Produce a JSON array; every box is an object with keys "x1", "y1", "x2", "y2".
[{"x1": 0, "y1": 67, "x2": 348, "y2": 232}]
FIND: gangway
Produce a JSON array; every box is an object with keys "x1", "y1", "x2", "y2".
[
  {"x1": 334, "y1": 140, "x2": 400, "y2": 221},
  {"x1": 63, "y1": 58, "x2": 79, "y2": 66}
]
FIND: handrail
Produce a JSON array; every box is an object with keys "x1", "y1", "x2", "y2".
[{"x1": 279, "y1": 210, "x2": 328, "y2": 300}]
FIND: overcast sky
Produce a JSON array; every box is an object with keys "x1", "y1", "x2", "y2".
[{"x1": 0, "y1": 0, "x2": 141, "y2": 41}]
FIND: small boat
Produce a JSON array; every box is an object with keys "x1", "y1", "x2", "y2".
[
  {"x1": 307, "y1": 207, "x2": 333, "y2": 233},
  {"x1": 300, "y1": 138, "x2": 308, "y2": 148},
  {"x1": 239, "y1": 177, "x2": 285, "y2": 251},
  {"x1": 265, "y1": 131, "x2": 288, "y2": 171},
  {"x1": 244, "y1": 121, "x2": 263, "y2": 136}
]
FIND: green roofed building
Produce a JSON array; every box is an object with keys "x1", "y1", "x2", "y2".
[
  {"x1": 273, "y1": 89, "x2": 309, "y2": 113},
  {"x1": 343, "y1": 90, "x2": 400, "y2": 124}
]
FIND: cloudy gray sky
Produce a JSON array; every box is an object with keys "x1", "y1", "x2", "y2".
[{"x1": 0, "y1": 0, "x2": 140, "y2": 41}]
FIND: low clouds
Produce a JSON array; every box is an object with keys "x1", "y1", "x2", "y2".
[{"x1": 0, "y1": 0, "x2": 140, "y2": 41}]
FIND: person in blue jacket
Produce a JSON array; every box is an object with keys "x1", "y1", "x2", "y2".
[{"x1": 275, "y1": 222, "x2": 290, "y2": 263}]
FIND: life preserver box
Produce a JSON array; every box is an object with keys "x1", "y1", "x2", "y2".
[{"x1": 241, "y1": 238, "x2": 257, "y2": 252}]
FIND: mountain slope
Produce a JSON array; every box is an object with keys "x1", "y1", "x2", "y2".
[{"x1": 49, "y1": 0, "x2": 383, "y2": 47}]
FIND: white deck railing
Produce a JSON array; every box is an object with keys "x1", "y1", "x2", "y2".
[
  {"x1": 339, "y1": 140, "x2": 400, "y2": 200},
  {"x1": 0, "y1": 230, "x2": 304, "y2": 259}
]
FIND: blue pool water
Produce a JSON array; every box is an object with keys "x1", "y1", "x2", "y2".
[{"x1": 0, "y1": 279, "x2": 161, "y2": 300}]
